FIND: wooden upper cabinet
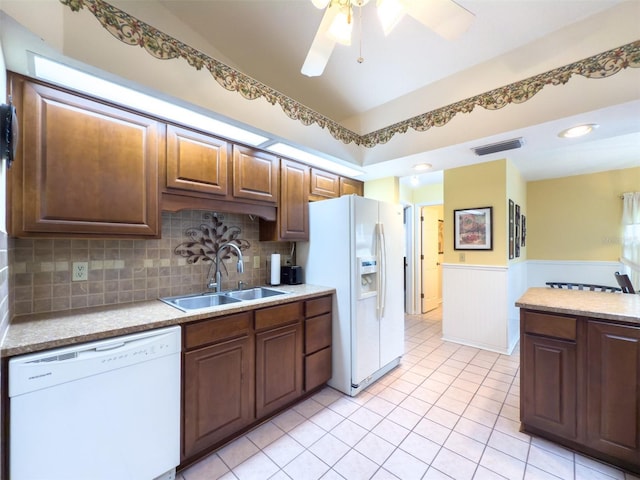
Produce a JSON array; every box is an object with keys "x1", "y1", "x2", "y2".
[
  {"x1": 340, "y1": 177, "x2": 364, "y2": 197},
  {"x1": 165, "y1": 124, "x2": 229, "y2": 197},
  {"x1": 9, "y1": 76, "x2": 160, "y2": 237},
  {"x1": 310, "y1": 168, "x2": 339, "y2": 200},
  {"x1": 260, "y1": 159, "x2": 309, "y2": 241},
  {"x1": 232, "y1": 145, "x2": 278, "y2": 204}
]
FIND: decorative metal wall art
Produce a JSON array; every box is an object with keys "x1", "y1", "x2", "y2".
[
  {"x1": 61, "y1": 0, "x2": 640, "y2": 148},
  {"x1": 174, "y1": 213, "x2": 250, "y2": 266}
]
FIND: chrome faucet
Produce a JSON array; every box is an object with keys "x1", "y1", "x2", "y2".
[{"x1": 208, "y1": 242, "x2": 244, "y2": 292}]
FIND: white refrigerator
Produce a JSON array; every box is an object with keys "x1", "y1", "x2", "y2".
[{"x1": 298, "y1": 195, "x2": 404, "y2": 396}]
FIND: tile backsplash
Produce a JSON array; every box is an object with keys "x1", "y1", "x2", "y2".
[{"x1": 9, "y1": 211, "x2": 293, "y2": 316}]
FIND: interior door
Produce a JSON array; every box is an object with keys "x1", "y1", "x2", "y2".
[{"x1": 421, "y1": 206, "x2": 440, "y2": 313}]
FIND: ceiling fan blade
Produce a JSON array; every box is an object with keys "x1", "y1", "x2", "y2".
[
  {"x1": 301, "y1": 7, "x2": 339, "y2": 77},
  {"x1": 404, "y1": 0, "x2": 474, "y2": 40}
]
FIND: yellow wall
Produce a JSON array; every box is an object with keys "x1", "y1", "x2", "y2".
[
  {"x1": 527, "y1": 166, "x2": 640, "y2": 261},
  {"x1": 364, "y1": 177, "x2": 399, "y2": 203},
  {"x1": 413, "y1": 183, "x2": 444, "y2": 205},
  {"x1": 444, "y1": 160, "x2": 507, "y2": 266},
  {"x1": 507, "y1": 159, "x2": 527, "y2": 263}
]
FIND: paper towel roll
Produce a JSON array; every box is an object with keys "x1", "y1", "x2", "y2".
[{"x1": 270, "y1": 253, "x2": 281, "y2": 285}]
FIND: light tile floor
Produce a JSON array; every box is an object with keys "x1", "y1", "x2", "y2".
[{"x1": 177, "y1": 308, "x2": 639, "y2": 480}]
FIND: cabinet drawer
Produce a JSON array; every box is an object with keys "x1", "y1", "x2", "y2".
[
  {"x1": 184, "y1": 312, "x2": 252, "y2": 350},
  {"x1": 523, "y1": 311, "x2": 576, "y2": 341},
  {"x1": 305, "y1": 295, "x2": 332, "y2": 318},
  {"x1": 255, "y1": 301, "x2": 303, "y2": 331},
  {"x1": 305, "y1": 347, "x2": 331, "y2": 391},
  {"x1": 305, "y1": 313, "x2": 332, "y2": 354}
]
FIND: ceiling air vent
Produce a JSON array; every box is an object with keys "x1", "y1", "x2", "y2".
[{"x1": 472, "y1": 137, "x2": 524, "y2": 156}]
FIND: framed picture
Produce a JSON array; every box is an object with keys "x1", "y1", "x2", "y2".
[
  {"x1": 508, "y1": 199, "x2": 514, "y2": 259},
  {"x1": 521, "y1": 215, "x2": 527, "y2": 247},
  {"x1": 515, "y1": 204, "x2": 521, "y2": 257},
  {"x1": 454, "y1": 206, "x2": 493, "y2": 250}
]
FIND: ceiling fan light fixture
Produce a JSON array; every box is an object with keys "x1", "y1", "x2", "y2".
[
  {"x1": 327, "y1": 6, "x2": 353, "y2": 45},
  {"x1": 377, "y1": 0, "x2": 406, "y2": 35}
]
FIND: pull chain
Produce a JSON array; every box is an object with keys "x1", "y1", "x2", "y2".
[{"x1": 357, "y1": 2, "x2": 364, "y2": 64}]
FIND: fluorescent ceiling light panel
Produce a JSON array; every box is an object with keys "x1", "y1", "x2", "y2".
[
  {"x1": 266, "y1": 143, "x2": 364, "y2": 178},
  {"x1": 33, "y1": 55, "x2": 269, "y2": 146}
]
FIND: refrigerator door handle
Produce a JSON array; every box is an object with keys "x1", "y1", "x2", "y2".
[{"x1": 377, "y1": 222, "x2": 386, "y2": 319}]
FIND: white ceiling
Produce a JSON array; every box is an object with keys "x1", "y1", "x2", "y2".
[{"x1": 1, "y1": 0, "x2": 639, "y2": 186}]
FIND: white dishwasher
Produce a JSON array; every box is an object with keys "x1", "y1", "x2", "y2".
[{"x1": 9, "y1": 325, "x2": 181, "y2": 480}]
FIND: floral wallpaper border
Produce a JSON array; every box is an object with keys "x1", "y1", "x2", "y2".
[{"x1": 61, "y1": 0, "x2": 640, "y2": 148}]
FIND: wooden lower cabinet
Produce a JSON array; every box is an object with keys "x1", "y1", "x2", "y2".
[
  {"x1": 304, "y1": 295, "x2": 332, "y2": 391},
  {"x1": 522, "y1": 333, "x2": 577, "y2": 439},
  {"x1": 183, "y1": 335, "x2": 254, "y2": 460},
  {"x1": 256, "y1": 323, "x2": 303, "y2": 418},
  {"x1": 181, "y1": 295, "x2": 332, "y2": 468},
  {"x1": 586, "y1": 321, "x2": 640, "y2": 465},
  {"x1": 182, "y1": 312, "x2": 254, "y2": 461},
  {"x1": 520, "y1": 310, "x2": 640, "y2": 473}
]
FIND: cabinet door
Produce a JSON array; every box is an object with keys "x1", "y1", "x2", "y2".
[
  {"x1": 310, "y1": 168, "x2": 339, "y2": 200},
  {"x1": 586, "y1": 321, "x2": 640, "y2": 464},
  {"x1": 522, "y1": 333, "x2": 577, "y2": 439},
  {"x1": 256, "y1": 323, "x2": 303, "y2": 418},
  {"x1": 166, "y1": 125, "x2": 229, "y2": 197},
  {"x1": 232, "y1": 145, "x2": 278, "y2": 203},
  {"x1": 12, "y1": 78, "x2": 160, "y2": 237},
  {"x1": 279, "y1": 159, "x2": 309, "y2": 240},
  {"x1": 339, "y1": 177, "x2": 363, "y2": 197},
  {"x1": 260, "y1": 159, "x2": 309, "y2": 241},
  {"x1": 183, "y1": 335, "x2": 254, "y2": 460}
]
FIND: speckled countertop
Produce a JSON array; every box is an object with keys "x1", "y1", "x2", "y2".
[
  {"x1": 1, "y1": 284, "x2": 335, "y2": 358},
  {"x1": 516, "y1": 287, "x2": 640, "y2": 325}
]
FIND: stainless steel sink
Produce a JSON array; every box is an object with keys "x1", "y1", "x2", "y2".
[
  {"x1": 227, "y1": 287, "x2": 287, "y2": 301},
  {"x1": 160, "y1": 292, "x2": 242, "y2": 312},
  {"x1": 160, "y1": 287, "x2": 286, "y2": 312}
]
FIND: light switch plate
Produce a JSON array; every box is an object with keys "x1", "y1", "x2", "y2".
[{"x1": 253, "y1": 256, "x2": 260, "y2": 268}]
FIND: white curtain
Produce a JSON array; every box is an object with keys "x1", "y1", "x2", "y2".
[{"x1": 621, "y1": 192, "x2": 640, "y2": 289}]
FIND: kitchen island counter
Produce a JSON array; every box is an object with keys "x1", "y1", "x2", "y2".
[
  {"x1": 517, "y1": 287, "x2": 640, "y2": 474},
  {"x1": 516, "y1": 287, "x2": 639, "y2": 325},
  {"x1": 1, "y1": 284, "x2": 334, "y2": 357}
]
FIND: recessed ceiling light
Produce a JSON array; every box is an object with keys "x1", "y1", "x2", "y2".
[
  {"x1": 413, "y1": 163, "x2": 432, "y2": 171},
  {"x1": 558, "y1": 123, "x2": 599, "y2": 138}
]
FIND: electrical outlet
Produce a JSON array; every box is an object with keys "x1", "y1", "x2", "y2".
[
  {"x1": 459, "y1": 253, "x2": 466, "y2": 262},
  {"x1": 72, "y1": 261, "x2": 89, "y2": 281},
  {"x1": 253, "y1": 256, "x2": 260, "y2": 268}
]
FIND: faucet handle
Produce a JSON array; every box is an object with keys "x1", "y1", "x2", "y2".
[{"x1": 237, "y1": 281, "x2": 245, "y2": 290}]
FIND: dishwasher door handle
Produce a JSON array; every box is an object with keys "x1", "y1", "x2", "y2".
[{"x1": 94, "y1": 342, "x2": 126, "y2": 352}]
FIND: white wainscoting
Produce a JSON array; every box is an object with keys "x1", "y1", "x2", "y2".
[
  {"x1": 442, "y1": 264, "x2": 521, "y2": 355},
  {"x1": 442, "y1": 260, "x2": 623, "y2": 355},
  {"x1": 527, "y1": 260, "x2": 624, "y2": 288}
]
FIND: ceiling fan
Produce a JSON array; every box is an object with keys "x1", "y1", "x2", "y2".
[{"x1": 302, "y1": 0, "x2": 475, "y2": 77}]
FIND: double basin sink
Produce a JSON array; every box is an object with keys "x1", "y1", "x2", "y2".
[{"x1": 160, "y1": 287, "x2": 287, "y2": 312}]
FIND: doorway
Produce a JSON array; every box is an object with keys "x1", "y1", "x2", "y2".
[{"x1": 420, "y1": 205, "x2": 443, "y2": 313}]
